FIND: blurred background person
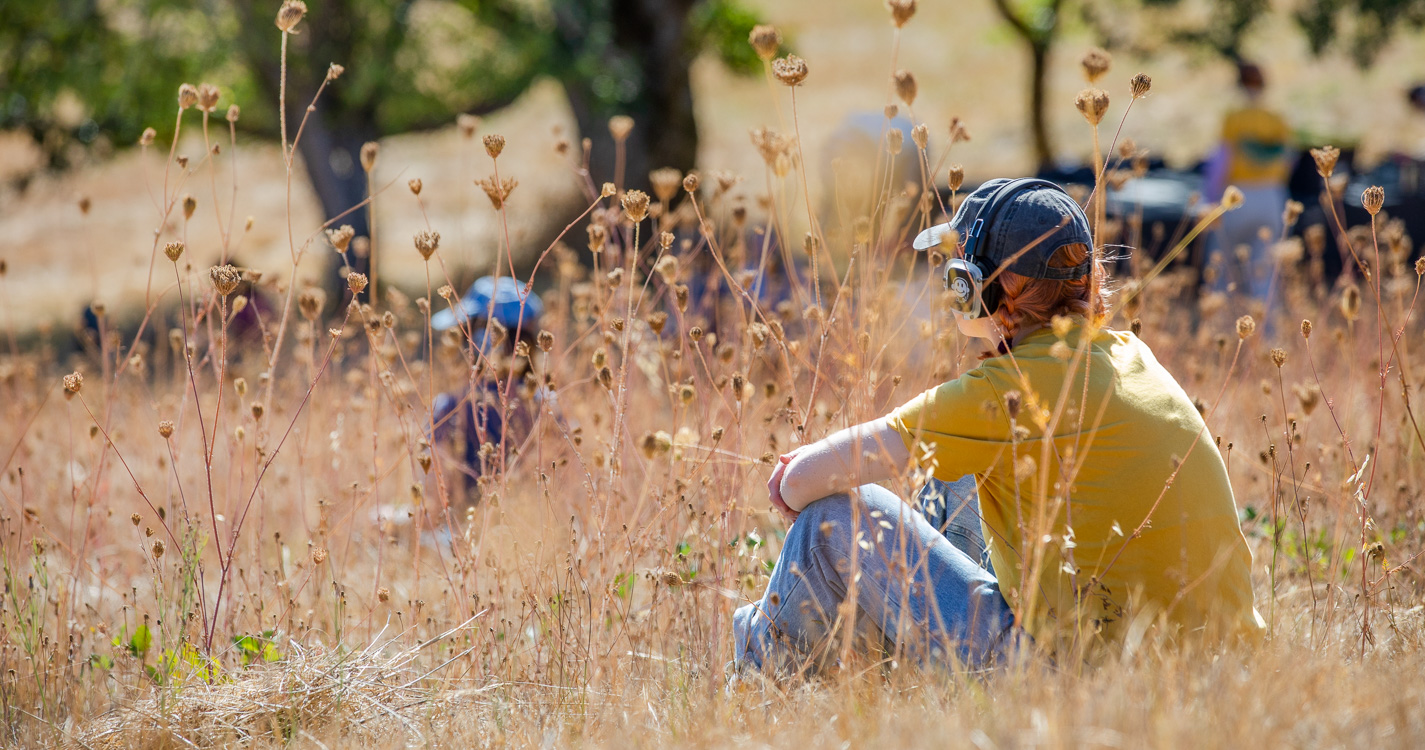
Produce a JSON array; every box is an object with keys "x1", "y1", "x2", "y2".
[
  {"x1": 429, "y1": 275, "x2": 546, "y2": 503},
  {"x1": 1203, "y1": 61, "x2": 1292, "y2": 305},
  {"x1": 1408, "y1": 83, "x2": 1425, "y2": 156}
]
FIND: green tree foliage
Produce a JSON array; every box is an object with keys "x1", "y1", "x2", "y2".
[
  {"x1": 1, "y1": 0, "x2": 764, "y2": 273},
  {"x1": 1294, "y1": 0, "x2": 1425, "y2": 65},
  {"x1": 991, "y1": 0, "x2": 1425, "y2": 169}
]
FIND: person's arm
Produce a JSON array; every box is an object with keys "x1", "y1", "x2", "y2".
[{"x1": 766, "y1": 417, "x2": 910, "y2": 521}]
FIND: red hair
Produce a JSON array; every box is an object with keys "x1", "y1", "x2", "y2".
[{"x1": 992, "y1": 243, "x2": 1108, "y2": 347}]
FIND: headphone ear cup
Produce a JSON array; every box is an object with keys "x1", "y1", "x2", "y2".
[{"x1": 942, "y1": 258, "x2": 985, "y2": 318}]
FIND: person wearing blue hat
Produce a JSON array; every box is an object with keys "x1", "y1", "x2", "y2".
[
  {"x1": 429, "y1": 275, "x2": 546, "y2": 501},
  {"x1": 430, "y1": 275, "x2": 544, "y2": 336},
  {"x1": 732, "y1": 179, "x2": 1263, "y2": 674}
]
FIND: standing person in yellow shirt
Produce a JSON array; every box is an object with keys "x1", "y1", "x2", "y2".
[
  {"x1": 1203, "y1": 62, "x2": 1292, "y2": 306},
  {"x1": 731, "y1": 179, "x2": 1265, "y2": 674}
]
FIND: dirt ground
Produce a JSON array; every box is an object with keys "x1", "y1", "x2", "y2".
[{"x1": 2, "y1": 0, "x2": 1423, "y2": 332}]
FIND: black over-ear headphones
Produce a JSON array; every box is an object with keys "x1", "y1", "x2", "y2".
[{"x1": 942, "y1": 178, "x2": 1069, "y2": 319}]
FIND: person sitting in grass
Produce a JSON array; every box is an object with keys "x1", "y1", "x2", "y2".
[
  {"x1": 429, "y1": 275, "x2": 545, "y2": 502},
  {"x1": 733, "y1": 178, "x2": 1264, "y2": 673}
]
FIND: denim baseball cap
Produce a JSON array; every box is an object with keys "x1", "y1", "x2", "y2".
[
  {"x1": 431, "y1": 275, "x2": 543, "y2": 332},
  {"x1": 913, "y1": 178, "x2": 1093, "y2": 280}
]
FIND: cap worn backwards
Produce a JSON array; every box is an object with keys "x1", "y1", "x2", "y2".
[
  {"x1": 431, "y1": 275, "x2": 544, "y2": 333},
  {"x1": 913, "y1": 177, "x2": 1093, "y2": 281}
]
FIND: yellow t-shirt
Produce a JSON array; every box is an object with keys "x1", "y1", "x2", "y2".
[
  {"x1": 1222, "y1": 106, "x2": 1290, "y2": 186},
  {"x1": 889, "y1": 323, "x2": 1264, "y2": 652}
]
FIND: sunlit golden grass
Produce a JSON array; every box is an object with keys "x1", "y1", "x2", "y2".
[{"x1": 2, "y1": 3, "x2": 1424, "y2": 748}]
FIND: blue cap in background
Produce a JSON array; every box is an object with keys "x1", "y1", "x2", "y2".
[{"x1": 431, "y1": 276, "x2": 544, "y2": 332}]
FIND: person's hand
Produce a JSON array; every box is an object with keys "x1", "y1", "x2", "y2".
[{"x1": 766, "y1": 450, "x2": 801, "y2": 524}]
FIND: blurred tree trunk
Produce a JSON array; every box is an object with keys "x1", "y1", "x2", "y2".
[
  {"x1": 555, "y1": 0, "x2": 701, "y2": 192},
  {"x1": 1029, "y1": 41, "x2": 1053, "y2": 171},
  {"x1": 236, "y1": 0, "x2": 392, "y2": 305},
  {"x1": 990, "y1": 0, "x2": 1063, "y2": 172}
]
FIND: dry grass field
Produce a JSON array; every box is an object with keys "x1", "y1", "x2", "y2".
[{"x1": 2, "y1": 1, "x2": 1425, "y2": 747}]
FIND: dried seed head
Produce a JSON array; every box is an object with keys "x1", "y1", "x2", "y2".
[
  {"x1": 251, "y1": 402, "x2": 264, "y2": 420},
  {"x1": 1362, "y1": 185, "x2": 1384, "y2": 216},
  {"x1": 1081, "y1": 47, "x2": 1111, "y2": 83},
  {"x1": 182, "y1": 194, "x2": 197, "y2": 219},
  {"x1": 586, "y1": 223, "x2": 608, "y2": 253},
  {"x1": 601, "y1": 182, "x2": 617, "y2": 198},
  {"x1": 139, "y1": 127, "x2": 157, "y2": 146},
  {"x1": 276, "y1": 0, "x2": 307, "y2": 31},
  {"x1": 681, "y1": 172, "x2": 701, "y2": 194},
  {"x1": 886, "y1": 0, "x2": 916, "y2": 27},
  {"x1": 311, "y1": 547, "x2": 328, "y2": 565},
  {"x1": 360, "y1": 142, "x2": 379, "y2": 172},
  {"x1": 749, "y1": 24, "x2": 781, "y2": 61},
  {"x1": 226, "y1": 104, "x2": 241, "y2": 124},
  {"x1": 413, "y1": 229, "x2": 440, "y2": 260},
  {"x1": 1283, "y1": 200, "x2": 1303, "y2": 228},
  {"x1": 209, "y1": 265, "x2": 242, "y2": 296},
  {"x1": 476, "y1": 175, "x2": 518, "y2": 209},
  {"x1": 1130, "y1": 72, "x2": 1152, "y2": 99},
  {"x1": 1270, "y1": 347, "x2": 1287, "y2": 367},
  {"x1": 483, "y1": 134, "x2": 505, "y2": 159},
  {"x1": 609, "y1": 115, "x2": 635, "y2": 142},
  {"x1": 63, "y1": 371, "x2": 83, "y2": 398},
  {"x1": 164, "y1": 241, "x2": 185, "y2": 262},
  {"x1": 299, "y1": 286, "x2": 326, "y2": 321},
  {"x1": 1340, "y1": 284, "x2": 1361, "y2": 321},
  {"x1": 621, "y1": 190, "x2": 651, "y2": 223},
  {"x1": 948, "y1": 116, "x2": 970, "y2": 143},
  {"x1": 157, "y1": 419, "x2": 175, "y2": 439},
  {"x1": 910, "y1": 124, "x2": 930, "y2": 152},
  {"x1": 1300, "y1": 319, "x2": 1312, "y2": 339},
  {"x1": 886, "y1": 128, "x2": 903, "y2": 154},
  {"x1": 152, "y1": 540, "x2": 165, "y2": 558},
  {"x1": 1416, "y1": 256, "x2": 1425, "y2": 276},
  {"x1": 640, "y1": 431, "x2": 674, "y2": 459},
  {"x1": 1004, "y1": 390, "x2": 1022, "y2": 420},
  {"x1": 408, "y1": 177, "x2": 422, "y2": 195},
  {"x1": 1074, "y1": 88, "x2": 1110, "y2": 126},
  {"x1": 654, "y1": 254, "x2": 678, "y2": 284},
  {"x1": 1310, "y1": 146, "x2": 1339, "y2": 179},
  {"x1": 197, "y1": 83, "x2": 220, "y2": 112},
  {"x1": 650, "y1": 168, "x2": 682, "y2": 203},
  {"x1": 453, "y1": 114, "x2": 480, "y2": 140},
  {"x1": 948, "y1": 164, "x2": 965, "y2": 192},
  {"x1": 772, "y1": 55, "x2": 809, "y2": 87},
  {"x1": 1221, "y1": 185, "x2": 1244, "y2": 210},
  {"x1": 348, "y1": 272, "x2": 369, "y2": 296},
  {"x1": 178, "y1": 83, "x2": 199, "y2": 110},
  {"x1": 536, "y1": 330, "x2": 554, "y2": 352},
  {"x1": 1236, "y1": 314, "x2": 1256, "y2": 339},
  {"x1": 894, "y1": 70, "x2": 918, "y2": 106}
]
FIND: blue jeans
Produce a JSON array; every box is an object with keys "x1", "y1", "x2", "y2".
[{"x1": 732, "y1": 477, "x2": 1017, "y2": 673}]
